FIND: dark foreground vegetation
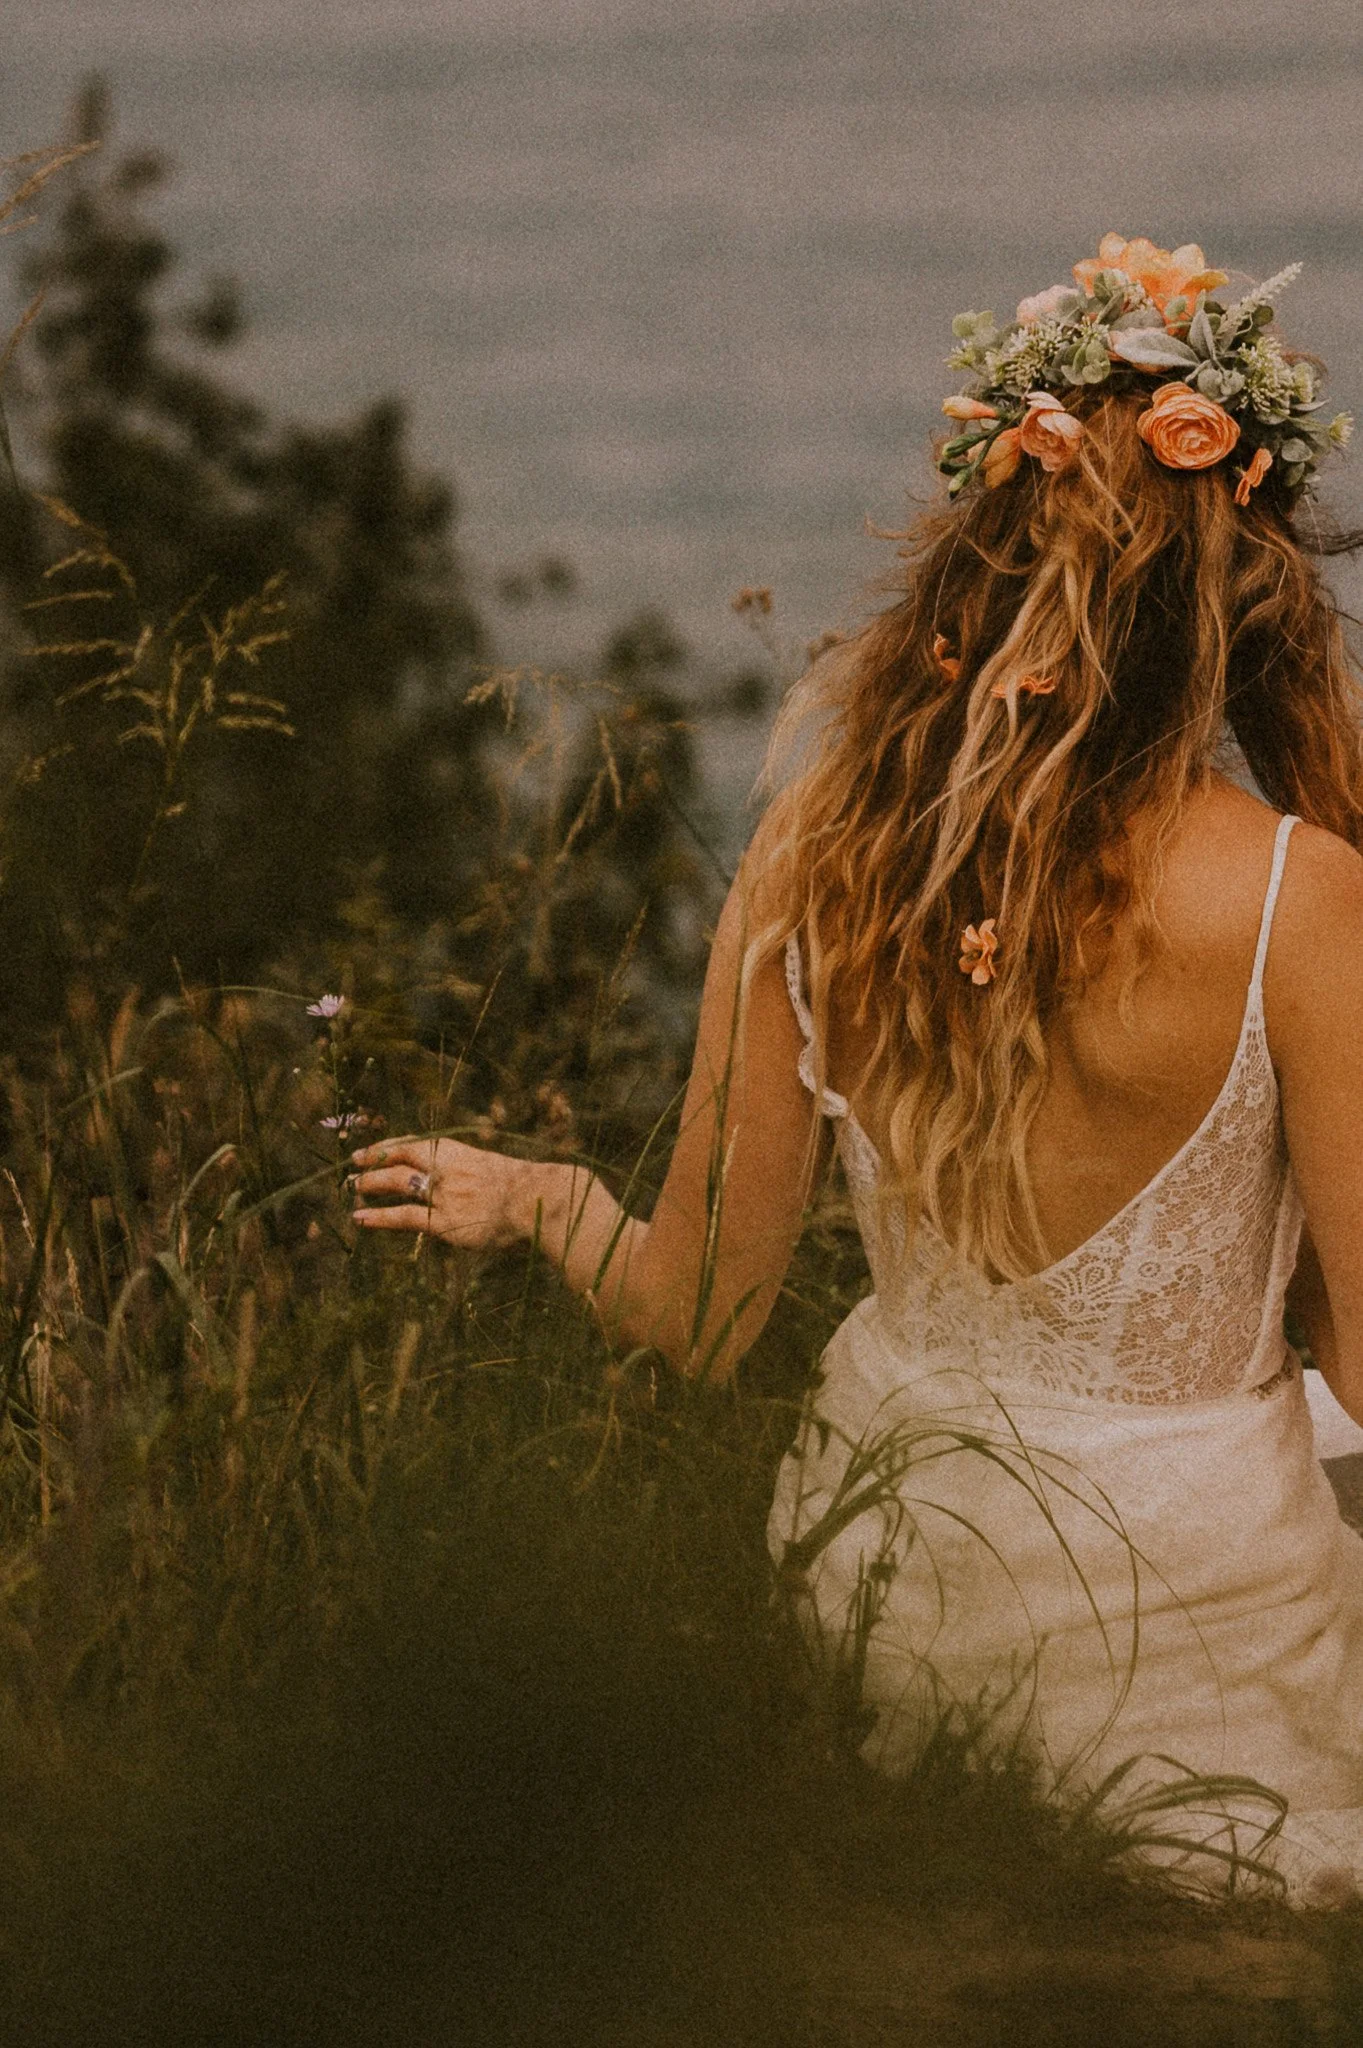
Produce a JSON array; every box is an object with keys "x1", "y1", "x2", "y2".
[{"x1": 0, "y1": 89, "x2": 1359, "y2": 2048}]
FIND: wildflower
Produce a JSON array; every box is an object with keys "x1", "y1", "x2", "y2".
[
  {"x1": 1329, "y1": 412, "x2": 1354, "y2": 449},
  {"x1": 731, "y1": 585, "x2": 773, "y2": 615},
  {"x1": 1019, "y1": 391, "x2": 1084, "y2": 472},
  {"x1": 320, "y1": 1111, "x2": 373, "y2": 1133},
  {"x1": 959, "y1": 919, "x2": 999, "y2": 986},
  {"x1": 1234, "y1": 447, "x2": 1273, "y2": 506},
  {"x1": 1137, "y1": 383, "x2": 1240, "y2": 470},
  {"x1": 306, "y1": 993, "x2": 345, "y2": 1018}
]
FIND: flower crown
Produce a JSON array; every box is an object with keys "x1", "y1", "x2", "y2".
[{"x1": 939, "y1": 233, "x2": 1353, "y2": 503}]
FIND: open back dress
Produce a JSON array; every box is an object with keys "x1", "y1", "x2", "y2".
[{"x1": 767, "y1": 812, "x2": 1363, "y2": 1905}]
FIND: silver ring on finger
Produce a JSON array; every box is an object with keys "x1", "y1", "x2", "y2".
[{"x1": 407, "y1": 1170, "x2": 433, "y2": 1200}]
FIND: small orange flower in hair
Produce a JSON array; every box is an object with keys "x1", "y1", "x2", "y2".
[
  {"x1": 959, "y1": 919, "x2": 999, "y2": 986},
  {"x1": 1234, "y1": 446, "x2": 1273, "y2": 506},
  {"x1": 990, "y1": 672, "x2": 1057, "y2": 701},
  {"x1": 933, "y1": 632, "x2": 962, "y2": 681}
]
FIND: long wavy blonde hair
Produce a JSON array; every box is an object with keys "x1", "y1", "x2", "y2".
[{"x1": 756, "y1": 387, "x2": 1363, "y2": 1280}]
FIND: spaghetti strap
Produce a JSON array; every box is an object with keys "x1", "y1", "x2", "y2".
[
  {"x1": 783, "y1": 933, "x2": 816, "y2": 1047},
  {"x1": 784, "y1": 933, "x2": 850, "y2": 1120},
  {"x1": 1249, "y1": 813, "x2": 1299, "y2": 1003}
]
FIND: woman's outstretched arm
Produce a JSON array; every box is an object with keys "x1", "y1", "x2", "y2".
[{"x1": 349, "y1": 841, "x2": 828, "y2": 1380}]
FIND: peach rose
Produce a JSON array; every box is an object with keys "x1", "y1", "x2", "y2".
[
  {"x1": 1234, "y1": 446, "x2": 1273, "y2": 506},
  {"x1": 1136, "y1": 382, "x2": 1240, "y2": 470},
  {"x1": 1073, "y1": 233, "x2": 1227, "y2": 323},
  {"x1": 982, "y1": 426, "x2": 1023, "y2": 487},
  {"x1": 942, "y1": 396, "x2": 999, "y2": 421},
  {"x1": 1018, "y1": 391, "x2": 1084, "y2": 473}
]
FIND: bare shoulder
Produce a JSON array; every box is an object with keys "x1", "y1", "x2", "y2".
[
  {"x1": 1264, "y1": 815, "x2": 1363, "y2": 1054},
  {"x1": 1152, "y1": 779, "x2": 1287, "y2": 967},
  {"x1": 1278, "y1": 817, "x2": 1363, "y2": 904},
  {"x1": 1271, "y1": 817, "x2": 1363, "y2": 950}
]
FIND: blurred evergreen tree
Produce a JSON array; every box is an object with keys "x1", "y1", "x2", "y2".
[{"x1": 0, "y1": 78, "x2": 493, "y2": 1017}]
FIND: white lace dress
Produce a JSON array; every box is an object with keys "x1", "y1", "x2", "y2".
[{"x1": 768, "y1": 814, "x2": 1363, "y2": 1905}]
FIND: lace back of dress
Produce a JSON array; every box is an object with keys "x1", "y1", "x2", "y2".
[{"x1": 784, "y1": 814, "x2": 1304, "y2": 1405}]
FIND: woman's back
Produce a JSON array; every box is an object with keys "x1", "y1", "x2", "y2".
[{"x1": 826, "y1": 775, "x2": 1304, "y2": 1278}]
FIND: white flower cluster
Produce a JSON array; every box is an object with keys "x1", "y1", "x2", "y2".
[
  {"x1": 993, "y1": 319, "x2": 1070, "y2": 396},
  {"x1": 1222, "y1": 263, "x2": 1303, "y2": 328},
  {"x1": 1238, "y1": 336, "x2": 1310, "y2": 425}
]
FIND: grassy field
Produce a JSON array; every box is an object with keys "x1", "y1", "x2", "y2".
[{"x1": 0, "y1": 921, "x2": 1360, "y2": 2048}]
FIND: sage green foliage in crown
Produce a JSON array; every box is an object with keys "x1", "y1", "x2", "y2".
[{"x1": 941, "y1": 255, "x2": 1353, "y2": 499}]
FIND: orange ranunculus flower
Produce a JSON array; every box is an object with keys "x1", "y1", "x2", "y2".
[
  {"x1": 958, "y1": 919, "x2": 999, "y2": 986},
  {"x1": 1018, "y1": 391, "x2": 1084, "y2": 473},
  {"x1": 942, "y1": 396, "x2": 999, "y2": 421},
  {"x1": 1073, "y1": 233, "x2": 1228, "y2": 323},
  {"x1": 932, "y1": 633, "x2": 962, "y2": 681},
  {"x1": 982, "y1": 427, "x2": 1023, "y2": 487},
  {"x1": 1137, "y1": 382, "x2": 1241, "y2": 471},
  {"x1": 1234, "y1": 446, "x2": 1273, "y2": 505}
]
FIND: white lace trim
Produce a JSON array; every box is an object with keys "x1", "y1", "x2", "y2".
[{"x1": 783, "y1": 816, "x2": 1304, "y2": 1406}]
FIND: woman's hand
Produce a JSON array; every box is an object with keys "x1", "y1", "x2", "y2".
[{"x1": 350, "y1": 1136, "x2": 536, "y2": 1250}]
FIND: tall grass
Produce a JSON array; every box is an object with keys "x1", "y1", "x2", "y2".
[{"x1": 1, "y1": 814, "x2": 1356, "y2": 2047}]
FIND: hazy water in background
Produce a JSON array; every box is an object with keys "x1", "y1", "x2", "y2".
[{"x1": 3, "y1": 0, "x2": 1361, "y2": 719}]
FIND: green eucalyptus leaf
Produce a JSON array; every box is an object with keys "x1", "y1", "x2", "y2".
[
  {"x1": 1278, "y1": 437, "x2": 1311, "y2": 464},
  {"x1": 1108, "y1": 329, "x2": 1199, "y2": 371},
  {"x1": 1187, "y1": 306, "x2": 1219, "y2": 360}
]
